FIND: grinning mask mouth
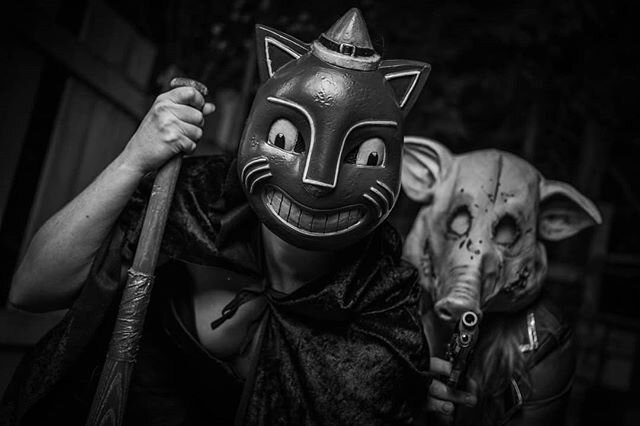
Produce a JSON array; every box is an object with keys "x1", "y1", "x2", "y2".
[
  {"x1": 236, "y1": 8, "x2": 430, "y2": 250},
  {"x1": 264, "y1": 186, "x2": 364, "y2": 236}
]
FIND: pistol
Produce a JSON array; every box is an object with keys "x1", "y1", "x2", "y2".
[{"x1": 445, "y1": 311, "x2": 480, "y2": 389}]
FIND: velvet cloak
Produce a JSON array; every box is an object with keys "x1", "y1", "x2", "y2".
[{"x1": 1, "y1": 156, "x2": 431, "y2": 425}]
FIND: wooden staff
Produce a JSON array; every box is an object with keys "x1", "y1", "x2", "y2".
[{"x1": 86, "y1": 78, "x2": 209, "y2": 426}]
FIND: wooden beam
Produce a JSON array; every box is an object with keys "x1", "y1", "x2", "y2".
[{"x1": 7, "y1": 8, "x2": 150, "y2": 119}]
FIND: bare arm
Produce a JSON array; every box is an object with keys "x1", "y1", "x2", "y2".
[{"x1": 9, "y1": 86, "x2": 214, "y2": 312}]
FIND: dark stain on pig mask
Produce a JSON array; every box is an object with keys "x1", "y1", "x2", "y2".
[{"x1": 503, "y1": 266, "x2": 530, "y2": 294}]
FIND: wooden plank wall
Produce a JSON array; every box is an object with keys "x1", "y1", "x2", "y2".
[
  {"x1": 0, "y1": 0, "x2": 156, "y2": 398},
  {"x1": 0, "y1": 47, "x2": 45, "y2": 227},
  {"x1": 22, "y1": 0, "x2": 157, "y2": 254},
  {"x1": 0, "y1": 0, "x2": 63, "y2": 230}
]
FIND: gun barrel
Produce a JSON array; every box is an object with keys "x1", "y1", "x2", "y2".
[
  {"x1": 446, "y1": 311, "x2": 480, "y2": 388},
  {"x1": 461, "y1": 311, "x2": 478, "y2": 329}
]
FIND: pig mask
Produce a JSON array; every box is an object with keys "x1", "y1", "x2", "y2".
[
  {"x1": 402, "y1": 137, "x2": 602, "y2": 321},
  {"x1": 237, "y1": 9, "x2": 430, "y2": 251}
]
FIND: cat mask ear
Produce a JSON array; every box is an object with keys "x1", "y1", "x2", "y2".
[
  {"x1": 255, "y1": 25, "x2": 311, "y2": 82},
  {"x1": 380, "y1": 60, "x2": 431, "y2": 116}
]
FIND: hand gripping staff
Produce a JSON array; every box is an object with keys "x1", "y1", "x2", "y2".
[{"x1": 86, "y1": 78, "x2": 209, "y2": 426}]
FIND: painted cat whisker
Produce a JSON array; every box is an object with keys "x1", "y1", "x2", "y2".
[
  {"x1": 363, "y1": 193, "x2": 383, "y2": 218},
  {"x1": 370, "y1": 187, "x2": 390, "y2": 212},
  {"x1": 243, "y1": 164, "x2": 271, "y2": 189},
  {"x1": 375, "y1": 180, "x2": 395, "y2": 200},
  {"x1": 241, "y1": 157, "x2": 268, "y2": 182},
  {"x1": 249, "y1": 172, "x2": 272, "y2": 194}
]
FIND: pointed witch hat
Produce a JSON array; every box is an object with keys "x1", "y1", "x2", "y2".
[{"x1": 312, "y1": 8, "x2": 381, "y2": 71}]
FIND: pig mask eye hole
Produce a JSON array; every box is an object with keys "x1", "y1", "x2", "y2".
[
  {"x1": 448, "y1": 206, "x2": 471, "y2": 237},
  {"x1": 267, "y1": 118, "x2": 305, "y2": 153},
  {"x1": 494, "y1": 214, "x2": 520, "y2": 246}
]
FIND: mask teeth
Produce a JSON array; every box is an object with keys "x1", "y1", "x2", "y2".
[{"x1": 265, "y1": 187, "x2": 362, "y2": 234}]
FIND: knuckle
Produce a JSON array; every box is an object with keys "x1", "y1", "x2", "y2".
[
  {"x1": 158, "y1": 115, "x2": 174, "y2": 130},
  {"x1": 151, "y1": 103, "x2": 162, "y2": 116},
  {"x1": 440, "y1": 401, "x2": 454, "y2": 415},
  {"x1": 180, "y1": 139, "x2": 196, "y2": 153},
  {"x1": 164, "y1": 129, "x2": 180, "y2": 143},
  {"x1": 181, "y1": 87, "x2": 198, "y2": 103},
  {"x1": 157, "y1": 116, "x2": 171, "y2": 131},
  {"x1": 190, "y1": 88, "x2": 204, "y2": 106},
  {"x1": 430, "y1": 380, "x2": 447, "y2": 397},
  {"x1": 153, "y1": 101, "x2": 170, "y2": 117}
]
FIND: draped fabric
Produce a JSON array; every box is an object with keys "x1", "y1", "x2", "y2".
[
  {"x1": 1, "y1": 155, "x2": 431, "y2": 425},
  {"x1": 237, "y1": 221, "x2": 430, "y2": 425}
]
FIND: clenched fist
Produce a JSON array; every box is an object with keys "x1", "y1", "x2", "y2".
[{"x1": 121, "y1": 86, "x2": 215, "y2": 174}]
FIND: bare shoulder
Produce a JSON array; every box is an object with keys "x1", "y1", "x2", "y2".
[{"x1": 188, "y1": 264, "x2": 267, "y2": 360}]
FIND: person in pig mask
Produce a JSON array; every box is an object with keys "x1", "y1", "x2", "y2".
[
  {"x1": 3, "y1": 9, "x2": 433, "y2": 425},
  {"x1": 401, "y1": 136, "x2": 602, "y2": 425}
]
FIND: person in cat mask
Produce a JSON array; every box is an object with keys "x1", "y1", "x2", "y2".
[{"x1": 3, "y1": 9, "x2": 432, "y2": 425}]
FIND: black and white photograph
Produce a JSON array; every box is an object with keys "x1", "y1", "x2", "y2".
[{"x1": 0, "y1": 0, "x2": 638, "y2": 424}]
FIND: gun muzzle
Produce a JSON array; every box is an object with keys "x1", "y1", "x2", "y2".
[
  {"x1": 458, "y1": 311, "x2": 478, "y2": 346},
  {"x1": 446, "y1": 311, "x2": 480, "y2": 389},
  {"x1": 462, "y1": 311, "x2": 478, "y2": 328}
]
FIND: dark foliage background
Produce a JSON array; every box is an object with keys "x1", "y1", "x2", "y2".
[{"x1": 109, "y1": 0, "x2": 639, "y2": 248}]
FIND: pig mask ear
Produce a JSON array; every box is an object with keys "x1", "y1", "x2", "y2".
[
  {"x1": 538, "y1": 180, "x2": 603, "y2": 241},
  {"x1": 401, "y1": 136, "x2": 454, "y2": 204}
]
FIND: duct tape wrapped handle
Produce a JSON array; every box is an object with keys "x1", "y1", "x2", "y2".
[{"x1": 86, "y1": 76, "x2": 210, "y2": 426}]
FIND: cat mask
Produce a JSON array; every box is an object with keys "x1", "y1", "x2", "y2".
[{"x1": 238, "y1": 8, "x2": 430, "y2": 250}]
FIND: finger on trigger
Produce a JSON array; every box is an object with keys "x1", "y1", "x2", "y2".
[
  {"x1": 203, "y1": 102, "x2": 216, "y2": 115},
  {"x1": 430, "y1": 357, "x2": 452, "y2": 376}
]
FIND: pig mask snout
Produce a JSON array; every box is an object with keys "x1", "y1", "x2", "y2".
[
  {"x1": 434, "y1": 250, "x2": 499, "y2": 322},
  {"x1": 434, "y1": 286, "x2": 480, "y2": 322}
]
